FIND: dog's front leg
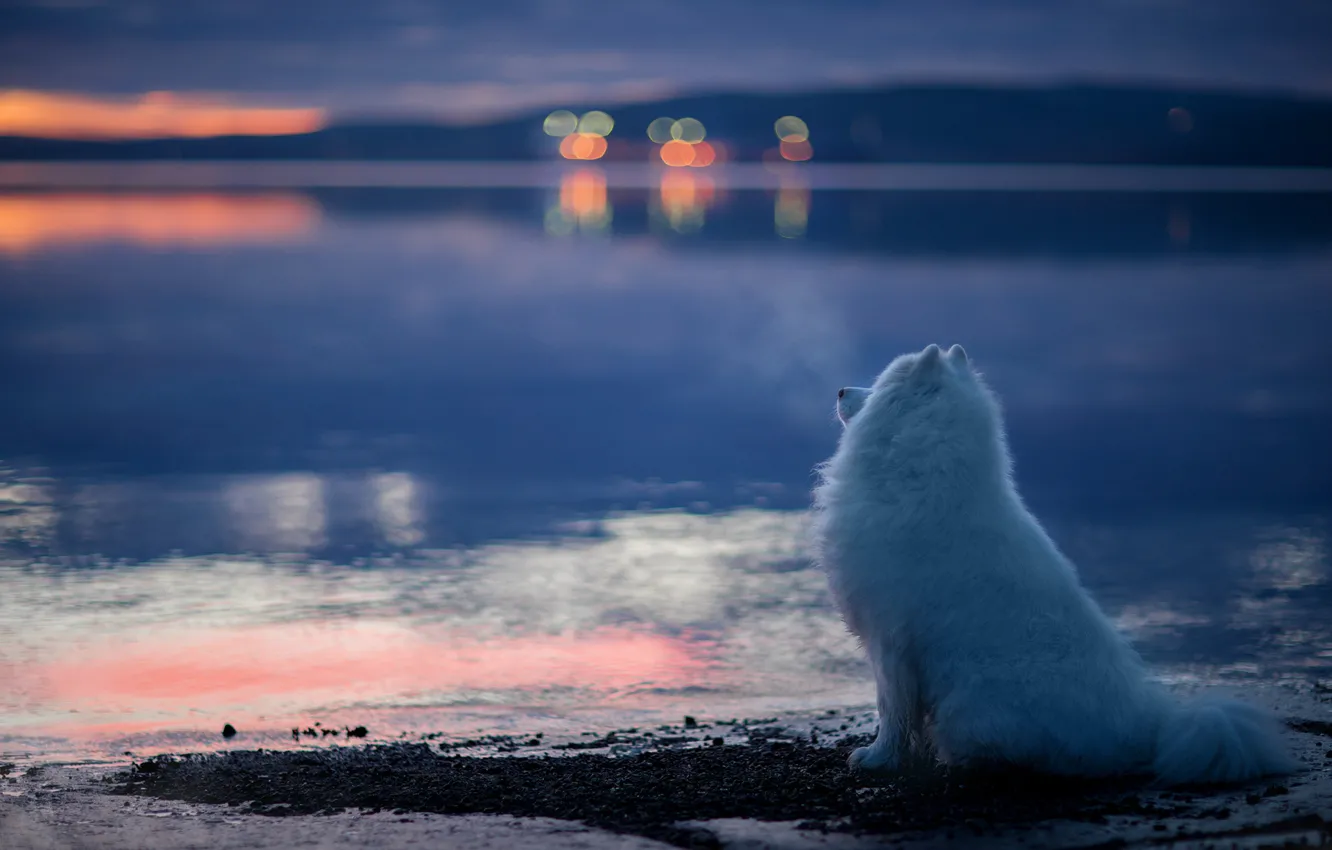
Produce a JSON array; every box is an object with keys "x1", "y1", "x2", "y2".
[{"x1": 849, "y1": 643, "x2": 918, "y2": 775}]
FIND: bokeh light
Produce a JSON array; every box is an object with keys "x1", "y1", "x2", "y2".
[
  {"x1": 690, "y1": 140, "x2": 717, "y2": 168},
  {"x1": 578, "y1": 110, "x2": 614, "y2": 137},
  {"x1": 671, "y1": 117, "x2": 706, "y2": 143},
  {"x1": 547, "y1": 109, "x2": 613, "y2": 160},
  {"x1": 559, "y1": 132, "x2": 607, "y2": 160},
  {"x1": 660, "y1": 139, "x2": 696, "y2": 167},
  {"x1": 647, "y1": 117, "x2": 675, "y2": 143},
  {"x1": 774, "y1": 115, "x2": 809, "y2": 143},
  {"x1": 779, "y1": 139, "x2": 813, "y2": 162},
  {"x1": 572, "y1": 133, "x2": 608, "y2": 160},
  {"x1": 543, "y1": 110, "x2": 579, "y2": 137}
]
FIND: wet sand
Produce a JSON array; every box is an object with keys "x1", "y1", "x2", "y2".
[{"x1": 3, "y1": 698, "x2": 1330, "y2": 849}]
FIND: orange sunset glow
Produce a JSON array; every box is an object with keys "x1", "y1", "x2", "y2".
[
  {"x1": 0, "y1": 193, "x2": 321, "y2": 253},
  {"x1": 0, "y1": 90, "x2": 326, "y2": 140}
]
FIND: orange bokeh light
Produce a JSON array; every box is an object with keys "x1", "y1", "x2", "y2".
[
  {"x1": 659, "y1": 139, "x2": 696, "y2": 167},
  {"x1": 689, "y1": 140, "x2": 716, "y2": 168},
  {"x1": 560, "y1": 132, "x2": 608, "y2": 160},
  {"x1": 0, "y1": 193, "x2": 320, "y2": 254},
  {"x1": 0, "y1": 90, "x2": 326, "y2": 140},
  {"x1": 779, "y1": 139, "x2": 813, "y2": 162}
]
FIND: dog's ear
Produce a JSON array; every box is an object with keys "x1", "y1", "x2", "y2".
[
  {"x1": 917, "y1": 344, "x2": 942, "y2": 371},
  {"x1": 946, "y1": 344, "x2": 968, "y2": 366}
]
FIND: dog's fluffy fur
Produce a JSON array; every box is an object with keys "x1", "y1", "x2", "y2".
[{"x1": 813, "y1": 344, "x2": 1296, "y2": 785}]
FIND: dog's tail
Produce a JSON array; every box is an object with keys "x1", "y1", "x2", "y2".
[{"x1": 1152, "y1": 695, "x2": 1298, "y2": 786}]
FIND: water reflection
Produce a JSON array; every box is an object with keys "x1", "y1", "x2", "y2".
[
  {"x1": 226, "y1": 473, "x2": 328, "y2": 552},
  {"x1": 653, "y1": 170, "x2": 716, "y2": 233},
  {"x1": 0, "y1": 509, "x2": 856, "y2": 756},
  {"x1": 372, "y1": 472, "x2": 425, "y2": 547},
  {"x1": 0, "y1": 180, "x2": 1329, "y2": 763},
  {"x1": 774, "y1": 177, "x2": 811, "y2": 238},
  {"x1": 546, "y1": 168, "x2": 611, "y2": 234},
  {"x1": 0, "y1": 468, "x2": 56, "y2": 549},
  {"x1": 0, "y1": 193, "x2": 319, "y2": 253},
  {"x1": 1, "y1": 504, "x2": 1328, "y2": 761}
]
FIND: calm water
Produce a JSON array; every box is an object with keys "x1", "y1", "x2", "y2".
[{"x1": 1, "y1": 165, "x2": 1330, "y2": 763}]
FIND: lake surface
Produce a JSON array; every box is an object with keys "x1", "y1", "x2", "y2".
[{"x1": 1, "y1": 164, "x2": 1330, "y2": 764}]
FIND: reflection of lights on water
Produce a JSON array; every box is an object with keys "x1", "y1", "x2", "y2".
[
  {"x1": 0, "y1": 193, "x2": 320, "y2": 254},
  {"x1": 655, "y1": 170, "x2": 716, "y2": 233},
  {"x1": 227, "y1": 473, "x2": 327, "y2": 551},
  {"x1": 546, "y1": 168, "x2": 611, "y2": 235},
  {"x1": 371, "y1": 472, "x2": 423, "y2": 547},
  {"x1": 545, "y1": 109, "x2": 614, "y2": 160},
  {"x1": 1168, "y1": 107, "x2": 1194, "y2": 133},
  {"x1": 774, "y1": 181, "x2": 811, "y2": 239}
]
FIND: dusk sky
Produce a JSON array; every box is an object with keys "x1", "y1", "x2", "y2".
[{"x1": 2, "y1": 0, "x2": 1332, "y2": 122}]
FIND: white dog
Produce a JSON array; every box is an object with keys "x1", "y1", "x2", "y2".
[{"x1": 813, "y1": 344, "x2": 1296, "y2": 785}]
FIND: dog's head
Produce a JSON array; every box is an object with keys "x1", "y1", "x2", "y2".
[{"x1": 836, "y1": 344, "x2": 972, "y2": 428}]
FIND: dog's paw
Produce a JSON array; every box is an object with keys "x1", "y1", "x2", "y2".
[{"x1": 848, "y1": 744, "x2": 900, "y2": 776}]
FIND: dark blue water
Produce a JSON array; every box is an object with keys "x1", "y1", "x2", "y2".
[{"x1": 1, "y1": 172, "x2": 1330, "y2": 761}]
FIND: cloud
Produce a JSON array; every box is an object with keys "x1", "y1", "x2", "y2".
[
  {"x1": 0, "y1": 0, "x2": 1329, "y2": 118},
  {"x1": 0, "y1": 89, "x2": 326, "y2": 138}
]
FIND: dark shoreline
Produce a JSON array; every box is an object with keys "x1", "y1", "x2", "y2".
[{"x1": 105, "y1": 726, "x2": 1323, "y2": 849}]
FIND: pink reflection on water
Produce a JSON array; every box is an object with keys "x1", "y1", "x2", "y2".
[
  {"x1": 0, "y1": 192, "x2": 320, "y2": 254},
  {"x1": 13, "y1": 621, "x2": 712, "y2": 741}
]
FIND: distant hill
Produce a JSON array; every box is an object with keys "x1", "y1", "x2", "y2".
[{"x1": 2, "y1": 83, "x2": 1331, "y2": 165}]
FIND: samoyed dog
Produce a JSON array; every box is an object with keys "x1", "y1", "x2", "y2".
[{"x1": 813, "y1": 344, "x2": 1296, "y2": 785}]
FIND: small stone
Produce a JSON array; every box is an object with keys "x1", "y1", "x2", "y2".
[
  {"x1": 711, "y1": 737, "x2": 724, "y2": 747},
  {"x1": 684, "y1": 716, "x2": 698, "y2": 728},
  {"x1": 221, "y1": 724, "x2": 237, "y2": 739},
  {"x1": 346, "y1": 726, "x2": 368, "y2": 738}
]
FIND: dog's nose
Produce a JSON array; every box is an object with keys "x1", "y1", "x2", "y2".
[{"x1": 838, "y1": 388, "x2": 846, "y2": 399}]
